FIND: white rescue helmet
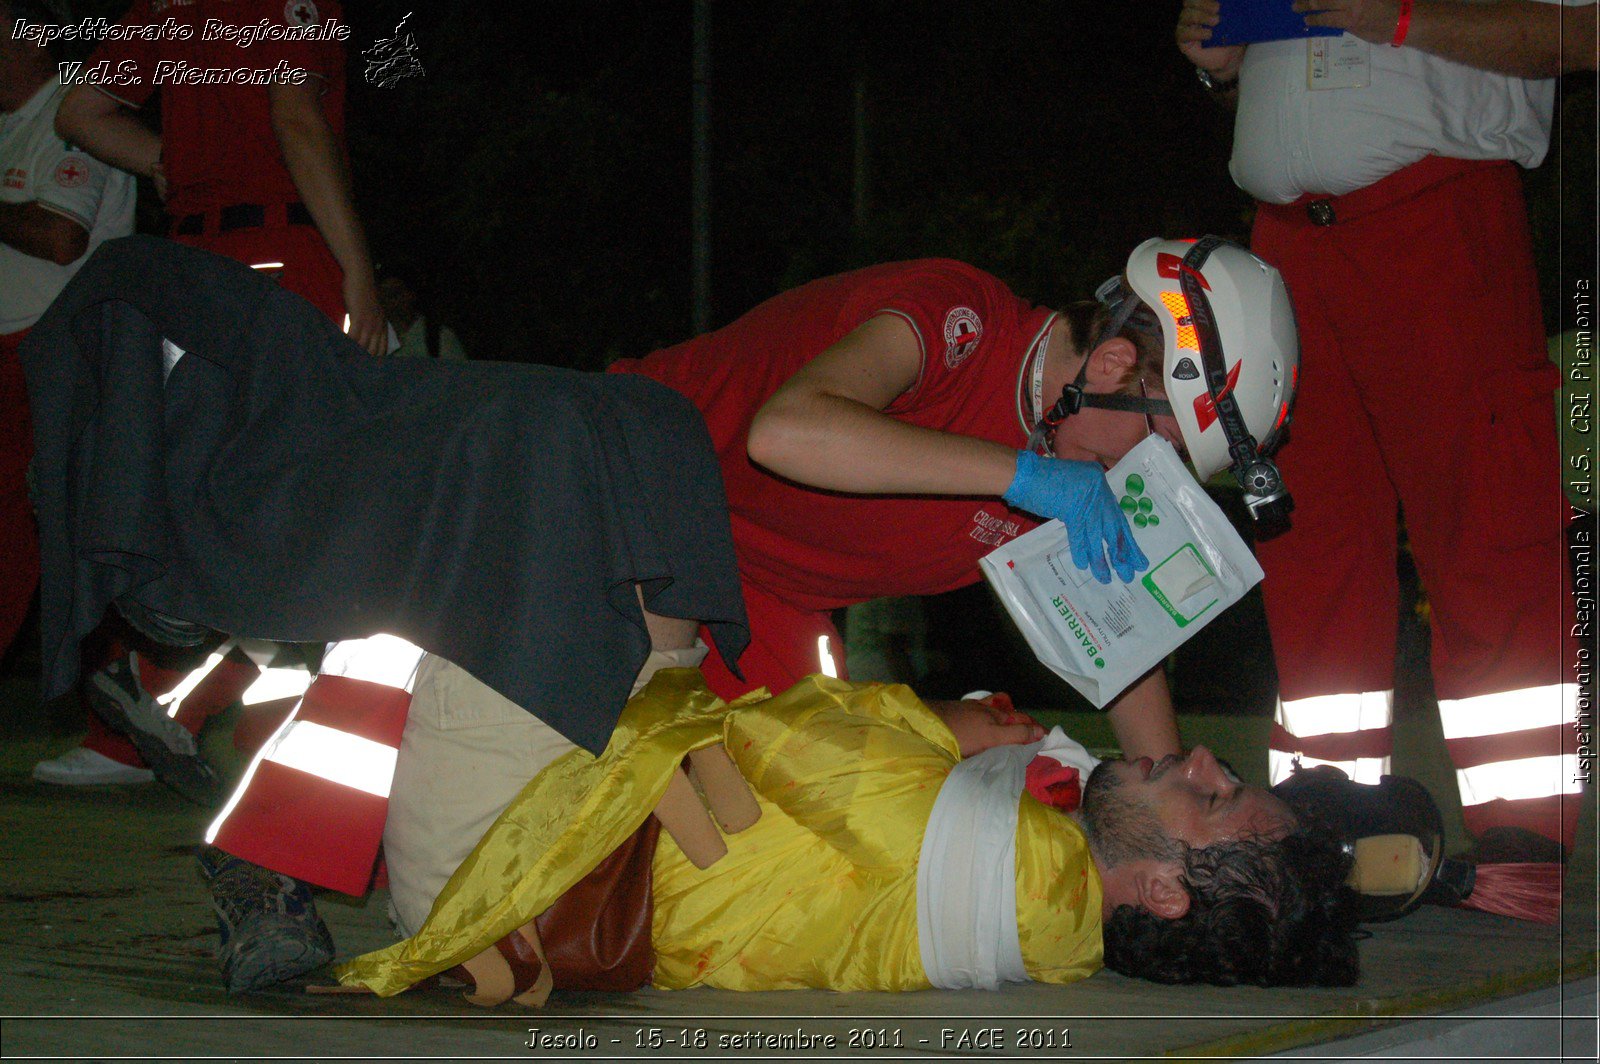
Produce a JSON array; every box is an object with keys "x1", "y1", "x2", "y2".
[{"x1": 1124, "y1": 236, "x2": 1299, "y2": 484}]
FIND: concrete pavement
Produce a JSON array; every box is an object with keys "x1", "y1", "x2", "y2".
[{"x1": 1, "y1": 680, "x2": 1595, "y2": 1062}]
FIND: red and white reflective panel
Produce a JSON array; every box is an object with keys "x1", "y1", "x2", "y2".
[
  {"x1": 206, "y1": 634, "x2": 425, "y2": 845},
  {"x1": 1442, "y1": 684, "x2": 1583, "y2": 806},
  {"x1": 1270, "y1": 690, "x2": 1394, "y2": 785}
]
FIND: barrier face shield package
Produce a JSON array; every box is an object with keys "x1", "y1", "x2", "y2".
[{"x1": 982, "y1": 436, "x2": 1263, "y2": 707}]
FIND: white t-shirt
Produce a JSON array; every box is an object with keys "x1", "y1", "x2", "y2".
[
  {"x1": 1230, "y1": 2, "x2": 1576, "y2": 204},
  {"x1": 1, "y1": 81, "x2": 136, "y2": 333}
]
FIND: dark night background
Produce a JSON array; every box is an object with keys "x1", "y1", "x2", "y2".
[
  {"x1": 342, "y1": 0, "x2": 1257, "y2": 364},
  {"x1": 48, "y1": 1, "x2": 1600, "y2": 714},
  {"x1": 334, "y1": 2, "x2": 1595, "y2": 363}
]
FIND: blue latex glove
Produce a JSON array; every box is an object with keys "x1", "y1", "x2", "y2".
[{"x1": 1002, "y1": 451, "x2": 1149, "y2": 584}]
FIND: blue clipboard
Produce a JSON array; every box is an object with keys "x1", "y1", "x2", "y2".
[{"x1": 1211, "y1": 0, "x2": 1343, "y2": 45}]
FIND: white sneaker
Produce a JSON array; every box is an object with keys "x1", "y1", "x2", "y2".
[{"x1": 32, "y1": 746, "x2": 155, "y2": 786}]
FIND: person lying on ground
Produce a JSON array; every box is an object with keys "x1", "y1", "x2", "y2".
[{"x1": 338, "y1": 673, "x2": 1359, "y2": 1002}]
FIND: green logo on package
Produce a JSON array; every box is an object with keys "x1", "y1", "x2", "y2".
[{"x1": 1119, "y1": 473, "x2": 1159, "y2": 528}]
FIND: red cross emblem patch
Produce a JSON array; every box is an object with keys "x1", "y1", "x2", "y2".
[
  {"x1": 285, "y1": 0, "x2": 320, "y2": 26},
  {"x1": 942, "y1": 306, "x2": 982, "y2": 369},
  {"x1": 54, "y1": 157, "x2": 89, "y2": 188}
]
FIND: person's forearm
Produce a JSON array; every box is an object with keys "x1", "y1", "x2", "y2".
[
  {"x1": 1406, "y1": 1, "x2": 1592, "y2": 76},
  {"x1": 0, "y1": 200, "x2": 89, "y2": 265},
  {"x1": 54, "y1": 87, "x2": 161, "y2": 178},
  {"x1": 749, "y1": 390, "x2": 1021, "y2": 496},
  {"x1": 271, "y1": 105, "x2": 375, "y2": 284},
  {"x1": 1176, "y1": 0, "x2": 1247, "y2": 109},
  {"x1": 1104, "y1": 666, "x2": 1181, "y2": 762},
  {"x1": 1299, "y1": 0, "x2": 1595, "y2": 77}
]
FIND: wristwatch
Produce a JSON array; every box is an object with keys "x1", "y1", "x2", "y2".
[{"x1": 1195, "y1": 67, "x2": 1240, "y2": 94}]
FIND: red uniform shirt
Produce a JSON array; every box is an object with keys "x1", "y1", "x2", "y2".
[
  {"x1": 611, "y1": 259, "x2": 1052, "y2": 613},
  {"x1": 89, "y1": 0, "x2": 346, "y2": 218}
]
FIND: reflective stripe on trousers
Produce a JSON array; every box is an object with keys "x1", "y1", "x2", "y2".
[
  {"x1": 1269, "y1": 690, "x2": 1394, "y2": 785},
  {"x1": 1272, "y1": 683, "x2": 1584, "y2": 848},
  {"x1": 207, "y1": 634, "x2": 425, "y2": 894},
  {"x1": 1440, "y1": 684, "x2": 1582, "y2": 808}
]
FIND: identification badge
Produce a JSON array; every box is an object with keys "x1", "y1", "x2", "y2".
[{"x1": 1308, "y1": 34, "x2": 1371, "y2": 90}]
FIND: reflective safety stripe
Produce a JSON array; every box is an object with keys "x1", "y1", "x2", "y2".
[
  {"x1": 1269, "y1": 748, "x2": 1390, "y2": 786},
  {"x1": 1439, "y1": 684, "x2": 1579, "y2": 740},
  {"x1": 206, "y1": 700, "x2": 299, "y2": 844},
  {"x1": 1456, "y1": 755, "x2": 1585, "y2": 807},
  {"x1": 319, "y1": 634, "x2": 425, "y2": 692},
  {"x1": 156, "y1": 642, "x2": 234, "y2": 719},
  {"x1": 250, "y1": 261, "x2": 285, "y2": 270},
  {"x1": 206, "y1": 635, "x2": 421, "y2": 847},
  {"x1": 260, "y1": 719, "x2": 398, "y2": 797},
  {"x1": 1276, "y1": 690, "x2": 1393, "y2": 737},
  {"x1": 818, "y1": 635, "x2": 838, "y2": 679},
  {"x1": 240, "y1": 666, "x2": 313, "y2": 706},
  {"x1": 1270, "y1": 691, "x2": 1394, "y2": 784}
]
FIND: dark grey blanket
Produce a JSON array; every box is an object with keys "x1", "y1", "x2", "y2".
[{"x1": 21, "y1": 236, "x2": 746, "y2": 755}]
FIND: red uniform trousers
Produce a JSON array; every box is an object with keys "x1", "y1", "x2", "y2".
[
  {"x1": 0, "y1": 329, "x2": 38, "y2": 659},
  {"x1": 698, "y1": 579, "x2": 845, "y2": 701},
  {"x1": 1254, "y1": 156, "x2": 1580, "y2": 848},
  {"x1": 175, "y1": 215, "x2": 345, "y2": 324}
]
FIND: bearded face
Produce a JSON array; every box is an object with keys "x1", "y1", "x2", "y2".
[
  {"x1": 1078, "y1": 747, "x2": 1293, "y2": 871},
  {"x1": 1078, "y1": 758, "x2": 1184, "y2": 869}
]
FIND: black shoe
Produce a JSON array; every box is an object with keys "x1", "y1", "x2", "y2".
[
  {"x1": 85, "y1": 652, "x2": 222, "y2": 806},
  {"x1": 198, "y1": 847, "x2": 335, "y2": 993}
]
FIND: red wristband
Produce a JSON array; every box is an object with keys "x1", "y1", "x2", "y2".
[{"x1": 1391, "y1": 0, "x2": 1414, "y2": 46}]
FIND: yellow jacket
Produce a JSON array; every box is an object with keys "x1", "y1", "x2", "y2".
[{"x1": 339, "y1": 672, "x2": 1102, "y2": 996}]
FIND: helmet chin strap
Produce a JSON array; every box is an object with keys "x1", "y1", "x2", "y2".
[
  {"x1": 1179, "y1": 237, "x2": 1293, "y2": 526},
  {"x1": 1027, "y1": 278, "x2": 1172, "y2": 454}
]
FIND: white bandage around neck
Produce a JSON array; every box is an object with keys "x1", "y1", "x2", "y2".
[{"x1": 916, "y1": 727, "x2": 1099, "y2": 990}]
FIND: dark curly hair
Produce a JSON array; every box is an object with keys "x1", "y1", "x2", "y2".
[{"x1": 1100, "y1": 801, "x2": 1360, "y2": 987}]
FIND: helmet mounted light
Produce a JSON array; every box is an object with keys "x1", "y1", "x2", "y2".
[{"x1": 1030, "y1": 236, "x2": 1300, "y2": 530}]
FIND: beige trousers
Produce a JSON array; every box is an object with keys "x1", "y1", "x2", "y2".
[{"x1": 383, "y1": 642, "x2": 708, "y2": 936}]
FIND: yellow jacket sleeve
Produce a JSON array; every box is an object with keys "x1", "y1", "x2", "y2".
[
  {"x1": 652, "y1": 677, "x2": 958, "y2": 991},
  {"x1": 1015, "y1": 795, "x2": 1104, "y2": 984}
]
